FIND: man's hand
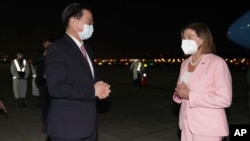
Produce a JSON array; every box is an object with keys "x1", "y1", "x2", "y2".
[{"x1": 94, "y1": 81, "x2": 111, "y2": 99}]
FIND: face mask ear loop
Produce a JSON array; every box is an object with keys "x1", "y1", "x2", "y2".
[{"x1": 195, "y1": 38, "x2": 201, "y2": 49}]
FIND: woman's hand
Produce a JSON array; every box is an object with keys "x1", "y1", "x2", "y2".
[{"x1": 175, "y1": 82, "x2": 190, "y2": 100}]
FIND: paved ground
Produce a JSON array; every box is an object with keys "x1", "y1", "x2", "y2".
[{"x1": 0, "y1": 64, "x2": 249, "y2": 141}]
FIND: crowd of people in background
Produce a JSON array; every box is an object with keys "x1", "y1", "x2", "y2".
[{"x1": 8, "y1": 37, "x2": 54, "y2": 141}]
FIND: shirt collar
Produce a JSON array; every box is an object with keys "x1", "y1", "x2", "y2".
[{"x1": 66, "y1": 32, "x2": 83, "y2": 48}]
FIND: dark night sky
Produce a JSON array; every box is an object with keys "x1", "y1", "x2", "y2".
[{"x1": 0, "y1": 1, "x2": 249, "y2": 59}]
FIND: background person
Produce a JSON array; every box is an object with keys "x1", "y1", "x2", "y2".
[
  {"x1": 30, "y1": 63, "x2": 40, "y2": 107},
  {"x1": 32, "y1": 37, "x2": 54, "y2": 139},
  {"x1": 10, "y1": 50, "x2": 30, "y2": 107},
  {"x1": 130, "y1": 59, "x2": 144, "y2": 86}
]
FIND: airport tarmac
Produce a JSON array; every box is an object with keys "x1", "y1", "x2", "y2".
[{"x1": 0, "y1": 64, "x2": 249, "y2": 141}]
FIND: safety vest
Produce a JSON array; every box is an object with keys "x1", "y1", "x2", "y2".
[
  {"x1": 137, "y1": 62, "x2": 141, "y2": 71},
  {"x1": 31, "y1": 64, "x2": 37, "y2": 78},
  {"x1": 13, "y1": 59, "x2": 27, "y2": 79}
]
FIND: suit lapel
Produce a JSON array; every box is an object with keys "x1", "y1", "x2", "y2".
[
  {"x1": 187, "y1": 55, "x2": 207, "y2": 85},
  {"x1": 63, "y1": 34, "x2": 93, "y2": 79}
]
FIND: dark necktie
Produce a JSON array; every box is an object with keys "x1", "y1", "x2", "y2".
[
  {"x1": 80, "y1": 44, "x2": 87, "y2": 59},
  {"x1": 80, "y1": 44, "x2": 94, "y2": 78}
]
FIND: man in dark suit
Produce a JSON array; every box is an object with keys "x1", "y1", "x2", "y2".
[{"x1": 45, "y1": 3, "x2": 111, "y2": 141}]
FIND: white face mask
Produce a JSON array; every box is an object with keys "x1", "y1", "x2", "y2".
[
  {"x1": 181, "y1": 39, "x2": 199, "y2": 55},
  {"x1": 78, "y1": 24, "x2": 94, "y2": 40}
]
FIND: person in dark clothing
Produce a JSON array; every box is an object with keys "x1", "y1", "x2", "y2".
[
  {"x1": 32, "y1": 37, "x2": 53, "y2": 138},
  {"x1": 45, "y1": 3, "x2": 111, "y2": 141}
]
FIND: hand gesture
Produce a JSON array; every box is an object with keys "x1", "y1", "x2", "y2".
[
  {"x1": 175, "y1": 82, "x2": 189, "y2": 100},
  {"x1": 94, "y1": 81, "x2": 111, "y2": 100}
]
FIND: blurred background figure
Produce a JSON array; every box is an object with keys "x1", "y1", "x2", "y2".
[
  {"x1": 30, "y1": 62, "x2": 40, "y2": 107},
  {"x1": 130, "y1": 59, "x2": 145, "y2": 86},
  {"x1": 10, "y1": 50, "x2": 30, "y2": 107},
  {"x1": 32, "y1": 37, "x2": 54, "y2": 135}
]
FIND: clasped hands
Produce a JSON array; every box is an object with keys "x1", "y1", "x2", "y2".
[
  {"x1": 94, "y1": 81, "x2": 111, "y2": 99},
  {"x1": 175, "y1": 82, "x2": 189, "y2": 100}
]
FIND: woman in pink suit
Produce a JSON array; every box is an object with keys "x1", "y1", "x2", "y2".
[{"x1": 173, "y1": 22, "x2": 232, "y2": 141}]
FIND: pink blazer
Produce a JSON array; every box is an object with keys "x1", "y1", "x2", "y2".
[{"x1": 173, "y1": 53, "x2": 232, "y2": 136}]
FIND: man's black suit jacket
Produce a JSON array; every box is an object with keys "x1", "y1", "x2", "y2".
[{"x1": 45, "y1": 34, "x2": 99, "y2": 138}]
